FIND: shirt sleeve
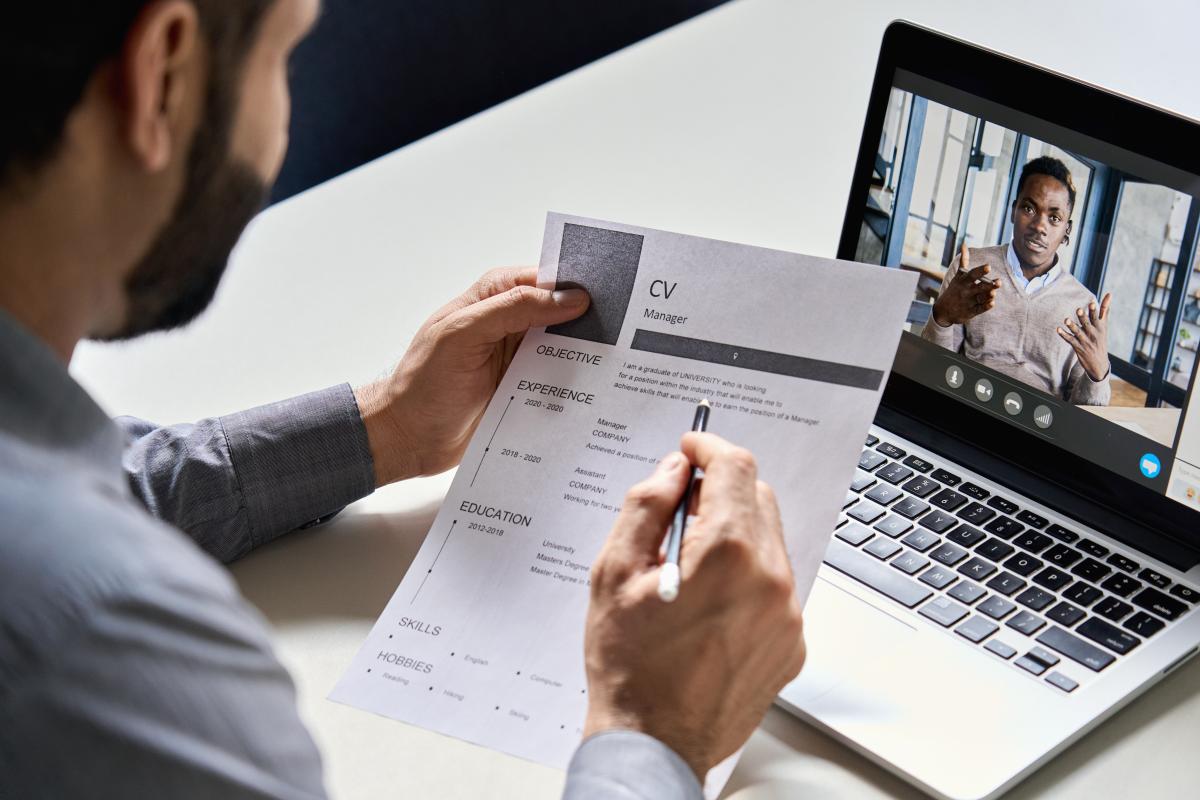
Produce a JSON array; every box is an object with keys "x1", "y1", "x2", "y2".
[
  {"x1": 117, "y1": 383, "x2": 376, "y2": 563},
  {"x1": 920, "y1": 254, "x2": 965, "y2": 353},
  {"x1": 562, "y1": 731, "x2": 703, "y2": 800},
  {"x1": 1066, "y1": 360, "x2": 1112, "y2": 405}
]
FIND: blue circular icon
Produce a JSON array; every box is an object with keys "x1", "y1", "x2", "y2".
[{"x1": 1139, "y1": 453, "x2": 1162, "y2": 479}]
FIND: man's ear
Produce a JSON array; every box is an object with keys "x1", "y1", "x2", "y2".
[
  {"x1": 1066, "y1": 219, "x2": 1074, "y2": 235},
  {"x1": 119, "y1": 0, "x2": 202, "y2": 173}
]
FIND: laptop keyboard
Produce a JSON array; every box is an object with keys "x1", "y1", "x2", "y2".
[{"x1": 825, "y1": 429, "x2": 1199, "y2": 694}]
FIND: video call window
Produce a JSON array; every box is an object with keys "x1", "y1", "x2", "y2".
[{"x1": 858, "y1": 88, "x2": 1200, "y2": 449}]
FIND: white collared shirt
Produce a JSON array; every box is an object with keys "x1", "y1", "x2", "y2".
[{"x1": 1007, "y1": 243, "x2": 1061, "y2": 294}]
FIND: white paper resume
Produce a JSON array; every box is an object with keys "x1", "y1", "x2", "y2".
[{"x1": 331, "y1": 213, "x2": 917, "y2": 772}]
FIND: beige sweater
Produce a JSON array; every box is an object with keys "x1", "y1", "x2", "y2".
[{"x1": 921, "y1": 244, "x2": 1111, "y2": 406}]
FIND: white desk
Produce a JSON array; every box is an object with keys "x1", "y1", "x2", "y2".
[{"x1": 71, "y1": 0, "x2": 1200, "y2": 796}]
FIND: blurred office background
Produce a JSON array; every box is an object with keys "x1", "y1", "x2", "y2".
[
  {"x1": 273, "y1": 0, "x2": 728, "y2": 201},
  {"x1": 858, "y1": 90, "x2": 1200, "y2": 423}
]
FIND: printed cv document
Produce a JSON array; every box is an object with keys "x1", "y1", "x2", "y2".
[{"x1": 332, "y1": 213, "x2": 917, "y2": 773}]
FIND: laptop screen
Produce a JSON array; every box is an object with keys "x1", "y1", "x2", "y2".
[{"x1": 847, "y1": 67, "x2": 1200, "y2": 521}]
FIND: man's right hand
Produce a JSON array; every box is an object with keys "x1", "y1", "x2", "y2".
[
  {"x1": 581, "y1": 433, "x2": 806, "y2": 780},
  {"x1": 932, "y1": 244, "x2": 999, "y2": 327}
]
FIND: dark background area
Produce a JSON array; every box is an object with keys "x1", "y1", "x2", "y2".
[{"x1": 272, "y1": 0, "x2": 729, "y2": 202}]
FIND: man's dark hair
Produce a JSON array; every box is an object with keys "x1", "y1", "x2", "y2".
[
  {"x1": 0, "y1": 3, "x2": 273, "y2": 186},
  {"x1": 1015, "y1": 155, "x2": 1077, "y2": 211}
]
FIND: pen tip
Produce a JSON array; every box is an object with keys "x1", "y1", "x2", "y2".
[{"x1": 699, "y1": 398, "x2": 711, "y2": 408}]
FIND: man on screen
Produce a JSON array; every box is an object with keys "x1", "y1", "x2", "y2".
[{"x1": 922, "y1": 156, "x2": 1113, "y2": 406}]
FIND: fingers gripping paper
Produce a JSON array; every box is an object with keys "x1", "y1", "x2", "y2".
[{"x1": 331, "y1": 213, "x2": 917, "y2": 790}]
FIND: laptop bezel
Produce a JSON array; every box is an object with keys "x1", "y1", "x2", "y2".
[{"x1": 836, "y1": 21, "x2": 1200, "y2": 562}]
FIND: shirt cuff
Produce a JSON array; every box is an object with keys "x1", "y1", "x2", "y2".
[
  {"x1": 562, "y1": 730, "x2": 702, "y2": 800},
  {"x1": 219, "y1": 383, "x2": 375, "y2": 548}
]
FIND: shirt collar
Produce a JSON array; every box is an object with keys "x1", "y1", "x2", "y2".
[
  {"x1": 0, "y1": 307, "x2": 124, "y2": 483},
  {"x1": 1006, "y1": 243, "x2": 1061, "y2": 294}
]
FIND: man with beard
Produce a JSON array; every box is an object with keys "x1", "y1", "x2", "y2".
[
  {"x1": 921, "y1": 156, "x2": 1113, "y2": 405},
  {"x1": 0, "y1": 3, "x2": 805, "y2": 798}
]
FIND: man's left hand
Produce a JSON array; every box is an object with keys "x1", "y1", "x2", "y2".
[
  {"x1": 1057, "y1": 292, "x2": 1112, "y2": 382},
  {"x1": 354, "y1": 267, "x2": 589, "y2": 486}
]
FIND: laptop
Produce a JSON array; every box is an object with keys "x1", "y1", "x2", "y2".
[{"x1": 776, "y1": 21, "x2": 1200, "y2": 800}]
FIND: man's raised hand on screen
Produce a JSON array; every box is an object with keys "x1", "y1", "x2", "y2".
[
  {"x1": 1057, "y1": 292, "x2": 1113, "y2": 382},
  {"x1": 932, "y1": 244, "x2": 999, "y2": 327}
]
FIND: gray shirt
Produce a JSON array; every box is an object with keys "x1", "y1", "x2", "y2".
[{"x1": 0, "y1": 309, "x2": 700, "y2": 800}]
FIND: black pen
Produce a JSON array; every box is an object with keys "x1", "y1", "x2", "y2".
[{"x1": 658, "y1": 399, "x2": 711, "y2": 602}]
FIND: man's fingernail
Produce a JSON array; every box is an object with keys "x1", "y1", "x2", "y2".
[{"x1": 552, "y1": 289, "x2": 588, "y2": 306}]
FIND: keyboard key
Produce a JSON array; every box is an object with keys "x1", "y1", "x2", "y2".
[
  {"x1": 1032, "y1": 567, "x2": 1073, "y2": 592},
  {"x1": 959, "y1": 482, "x2": 990, "y2": 501},
  {"x1": 1107, "y1": 553, "x2": 1139, "y2": 573},
  {"x1": 1170, "y1": 585, "x2": 1199, "y2": 603},
  {"x1": 877, "y1": 462, "x2": 914, "y2": 485},
  {"x1": 843, "y1": 492, "x2": 859, "y2": 510},
  {"x1": 1045, "y1": 672, "x2": 1078, "y2": 692},
  {"x1": 835, "y1": 523, "x2": 874, "y2": 546},
  {"x1": 955, "y1": 615, "x2": 999, "y2": 643},
  {"x1": 875, "y1": 442, "x2": 906, "y2": 459},
  {"x1": 1076, "y1": 538, "x2": 1110, "y2": 558},
  {"x1": 892, "y1": 551, "x2": 930, "y2": 575},
  {"x1": 1123, "y1": 611, "x2": 1166, "y2": 638},
  {"x1": 847, "y1": 502, "x2": 886, "y2": 525},
  {"x1": 1027, "y1": 646, "x2": 1060, "y2": 667},
  {"x1": 859, "y1": 450, "x2": 887, "y2": 471},
  {"x1": 1015, "y1": 587, "x2": 1056, "y2": 611},
  {"x1": 946, "y1": 524, "x2": 986, "y2": 547},
  {"x1": 984, "y1": 516, "x2": 1024, "y2": 539},
  {"x1": 1070, "y1": 558, "x2": 1110, "y2": 583},
  {"x1": 1094, "y1": 597, "x2": 1133, "y2": 621},
  {"x1": 1037, "y1": 626, "x2": 1115, "y2": 671},
  {"x1": 1043, "y1": 544, "x2": 1081, "y2": 568},
  {"x1": 918, "y1": 510, "x2": 959, "y2": 533},
  {"x1": 865, "y1": 483, "x2": 903, "y2": 506},
  {"x1": 902, "y1": 455, "x2": 933, "y2": 473},
  {"x1": 931, "y1": 489, "x2": 969, "y2": 512},
  {"x1": 958, "y1": 557, "x2": 997, "y2": 581},
  {"x1": 1077, "y1": 617, "x2": 1141, "y2": 655},
  {"x1": 958, "y1": 502, "x2": 996, "y2": 526},
  {"x1": 873, "y1": 515, "x2": 912, "y2": 538},
  {"x1": 930, "y1": 468, "x2": 961, "y2": 486},
  {"x1": 1015, "y1": 655, "x2": 1047, "y2": 676},
  {"x1": 986, "y1": 496, "x2": 1019, "y2": 515},
  {"x1": 893, "y1": 497, "x2": 931, "y2": 519},
  {"x1": 865, "y1": 434, "x2": 879, "y2": 447},
  {"x1": 901, "y1": 476, "x2": 939, "y2": 498},
  {"x1": 985, "y1": 640, "x2": 1017, "y2": 659},
  {"x1": 1003, "y1": 553, "x2": 1043, "y2": 577},
  {"x1": 1064, "y1": 582, "x2": 1103, "y2": 607},
  {"x1": 1016, "y1": 510, "x2": 1048, "y2": 529},
  {"x1": 978, "y1": 596, "x2": 1017, "y2": 619},
  {"x1": 1101, "y1": 574, "x2": 1141, "y2": 598},
  {"x1": 901, "y1": 529, "x2": 940, "y2": 552},
  {"x1": 864, "y1": 537, "x2": 903, "y2": 560},
  {"x1": 1014, "y1": 531, "x2": 1053, "y2": 554},
  {"x1": 976, "y1": 538, "x2": 1015, "y2": 563},
  {"x1": 948, "y1": 581, "x2": 987, "y2": 605},
  {"x1": 919, "y1": 596, "x2": 969, "y2": 627},
  {"x1": 1137, "y1": 569, "x2": 1171, "y2": 589},
  {"x1": 1045, "y1": 524, "x2": 1079, "y2": 544},
  {"x1": 1131, "y1": 587, "x2": 1188, "y2": 621},
  {"x1": 931, "y1": 542, "x2": 969, "y2": 566},
  {"x1": 919, "y1": 565, "x2": 958, "y2": 590},
  {"x1": 1006, "y1": 611, "x2": 1046, "y2": 636},
  {"x1": 1047, "y1": 601, "x2": 1086, "y2": 627},
  {"x1": 850, "y1": 472, "x2": 876, "y2": 493},
  {"x1": 823, "y1": 541, "x2": 934, "y2": 608},
  {"x1": 986, "y1": 572, "x2": 1027, "y2": 597}
]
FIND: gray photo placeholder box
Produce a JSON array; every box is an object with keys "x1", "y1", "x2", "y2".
[{"x1": 547, "y1": 223, "x2": 644, "y2": 346}]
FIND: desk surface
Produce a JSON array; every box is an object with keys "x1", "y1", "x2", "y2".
[{"x1": 71, "y1": 0, "x2": 1200, "y2": 796}]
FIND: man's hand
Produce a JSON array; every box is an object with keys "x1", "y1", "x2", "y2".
[
  {"x1": 1057, "y1": 292, "x2": 1113, "y2": 382},
  {"x1": 931, "y1": 244, "x2": 999, "y2": 327},
  {"x1": 354, "y1": 267, "x2": 588, "y2": 486},
  {"x1": 581, "y1": 433, "x2": 806, "y2": 780}
]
